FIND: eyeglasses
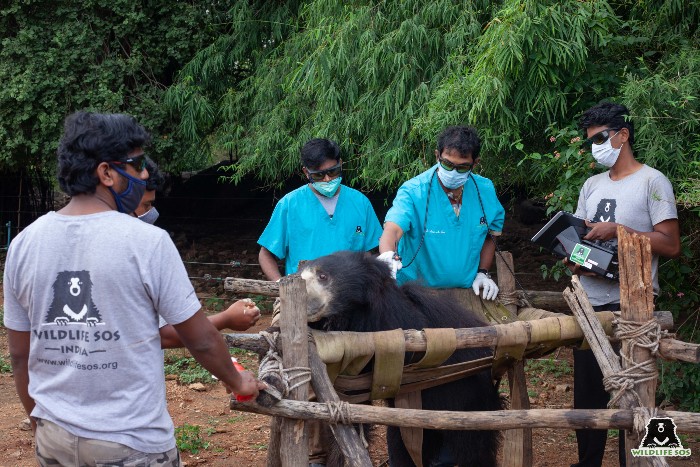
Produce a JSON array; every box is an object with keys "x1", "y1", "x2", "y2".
[
  {"x1": 306, "y1": 163, "x2": 342, "y2": 182},
  {"x1": 583, "y1": 128, "x2": 620, "y2": 146},
  {"x1": 111, "y1": 155, "x2": 147, "y2": 172},
  {"x1": 438, "y1": 156, "x2": 473, "y2": 174}
]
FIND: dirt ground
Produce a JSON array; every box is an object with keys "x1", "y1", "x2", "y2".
[{"x1": 1, "y1": 212, "x2": 698, "y2": 466}]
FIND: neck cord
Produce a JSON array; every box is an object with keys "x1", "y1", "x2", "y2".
[{"x1": 399, "y1": 167, "x2": 533, "y2": 303}]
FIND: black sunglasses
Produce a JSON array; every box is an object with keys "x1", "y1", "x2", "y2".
[
  {"x1": 111, "y1": 155, "x2": 147, "y2": 172},
  {"x1": 583, "y1": 128, "x2": 620, "y2": 146},
  {"x1": 438, "y1": 156, "x2": 473, "y2": 174},
  {"x1": 306, "y1": 163, "x2": 342, "y2": 182}
]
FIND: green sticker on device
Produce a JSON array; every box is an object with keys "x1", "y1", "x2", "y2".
[{"x1": 570, "y1": 243, "x2": 591, "y2": 266}]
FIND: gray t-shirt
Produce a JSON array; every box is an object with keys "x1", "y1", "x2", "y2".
[
  {"x1": 574, "y1": 165, "x2": 677, "y2": 306},
  {"x1": 3, "y1": 211, "x2": 200, "y2": 452}
]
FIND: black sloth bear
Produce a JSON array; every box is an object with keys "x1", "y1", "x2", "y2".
[{"x1": 300, "y1": 250, "x2": 501, "y2": 466}]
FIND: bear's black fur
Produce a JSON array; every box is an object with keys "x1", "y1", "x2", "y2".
[{"x1": 301, "y1": 251, "x2": 501, "y2": 466}]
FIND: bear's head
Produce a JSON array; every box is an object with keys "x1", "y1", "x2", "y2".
[{"x1": 300, "y1": 251, "x2": 394, "y2": 325}]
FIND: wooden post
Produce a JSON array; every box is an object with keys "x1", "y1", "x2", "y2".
[
  {"x1": 617, "y1": 227, "x2": 658, "y2": 466},
  {"x1": 278, "y1": 275, "x2": 310, "y2": 466},
  {"x1": 308, "y1": 340, "x2": 373, "y2": 466},
  {"x1": 564, "y1": 276, "x2": 665, "y2": 467},
  {"x1": 497, "y1": 251, "x2": 532, "y2": 467}
]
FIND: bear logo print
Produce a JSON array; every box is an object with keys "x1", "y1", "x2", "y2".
[
  {"x1": 593, "y1": 199, "x2": 616, "y2": 223},
  {"x1": 640, "y1": 417, "x2": 682, "y2": 448},
  {"x1": 45, "y1": 271, "x2": 103, "y2": 326}
]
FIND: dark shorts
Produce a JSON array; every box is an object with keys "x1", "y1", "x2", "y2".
[{"x1": 35, "y1": 418, "x2": 180, "y2": 467}]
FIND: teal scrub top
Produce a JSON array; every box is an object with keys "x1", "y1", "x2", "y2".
[
  {"x1": 258, "y1": 184, "x2": 382, "y2": 275},
  {"x1": 384, "y1": 165, "x2": 505, "y2": 288}
]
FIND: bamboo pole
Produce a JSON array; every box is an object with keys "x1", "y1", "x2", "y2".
[
  {"x1": 278, "y1": 275, "x2": 309, "y2": 466},
  {"x1": 223, "y1": 313, "x2": 693, "y2": 362},
  {"x1": 230, "y1": 399, "x2": 700, "y2": 433},
  {"x1": 497, "y1": 252, "x2": 532, "y2": 467}
]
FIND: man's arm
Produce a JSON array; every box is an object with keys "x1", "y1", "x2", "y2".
[
  {"x1": 584, "y1": 218, "x2": 681, "y2": 258},
  {"x1": 173, "y1": 310, "x2": 265, "y2": 397},
  {"x1": 379, "y1": 221, "x2": 404, "y2": 254},
  {"x1": 478, "y1": 235, "x2": 496, "y2": 271},
  {"x1": 160, "y1": 299, "x2": 261, "y2": 349},
  {"x1": 8, "y1": 330, "x2": 36, "y2": 430},
  {"x1": 259, "y1": 247, "x2": 282, "y2": 281}
]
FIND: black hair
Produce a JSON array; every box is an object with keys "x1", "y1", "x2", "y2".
[
  {"x1": 300, "y1": 138, "x2": 341, "y2": 170},
  {"x1": 578, "y1": 102, "x2": 635, "y2": 147},
  {"x1": 145, "y1": 157, "x2": 166, "y2": 192},
  {"x1": 437, "y1": 125, "x2": 481, "y2": 159},
  {"x1": 57, "y1": 111, "x2": 151, "y2": 196}
]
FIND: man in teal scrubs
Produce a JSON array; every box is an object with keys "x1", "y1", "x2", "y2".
[
  {"x1": 258, "y1": 138, "x2": 382, "y2": 280},
  {"x1": 379, "y1": 125, "x2": 504, "y2": 299},
  {"x1": 258, "y1": 138, "x2": 382, "y2": 466}
]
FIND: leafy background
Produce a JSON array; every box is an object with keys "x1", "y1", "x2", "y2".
[{"x1": 1, "y1": 0, "x2": 698, "y2": 410}]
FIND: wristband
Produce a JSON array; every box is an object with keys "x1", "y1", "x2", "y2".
[{"x1": 477, "y1": 268, "x2": 491, "y2": 278}]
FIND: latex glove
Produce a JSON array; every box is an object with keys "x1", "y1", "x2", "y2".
[
  {"x1": 472, "y1": 272, "x2": 499, "y2": 301},
  {"x1": 377, "y1": 251, "x2": 403, "y2": 279}
]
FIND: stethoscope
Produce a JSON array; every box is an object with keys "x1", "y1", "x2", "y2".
[{"x1": 400, "y1": 167, "x2": 489, "y2": 269}]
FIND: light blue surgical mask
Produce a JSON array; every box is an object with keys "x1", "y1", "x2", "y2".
[
  {"x1": 311, "y1": 177, "x2": 342, "y2": 197},
  {"x1": 437, "y1": 165, "x2": 471, "y2": 189},
  {"x1": 138, "y1": 207, "x2": 159, "y2": 225},
  {"x1": 108, "y1": 165, "x2": 147, "y2": 214}
]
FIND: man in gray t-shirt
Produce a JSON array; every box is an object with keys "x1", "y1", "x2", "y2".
[
  {"x1": 568, "y1": 102, "x2": 680, "y2": 467},
  {"x1": 3, "y1": 112, "x2": 265, "y2": 466}
]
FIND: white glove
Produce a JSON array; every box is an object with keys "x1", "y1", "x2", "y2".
[
  {"x1": 472, "y1": 272, "x2": 499, "y2": 301},
  {"x1": 377, "y1": 251, "x2": 403, "y2": 279}
]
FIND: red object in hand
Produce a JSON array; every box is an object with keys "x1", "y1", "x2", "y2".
[{"x1": 231, "y1": 358, "x2": 254, "y2": 402}]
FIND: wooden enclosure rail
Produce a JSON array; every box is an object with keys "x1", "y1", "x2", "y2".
[{"x1": 230, "y1": 399, "x2": 700, "y2": 433}]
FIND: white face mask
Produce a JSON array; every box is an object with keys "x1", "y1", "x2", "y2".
[
  {"x1": 437, "y1": 165, "x2": 471, "y2": 189},
  {"x1": 591, "y1": 131, "x2": 622, "y2": 168}
]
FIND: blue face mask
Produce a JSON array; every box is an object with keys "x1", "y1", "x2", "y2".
[
  {"x1": 108, "y1": 165, "x2": 147, "y2": 214},
  {"x1": 437, "y1": 165, "x2": 471, "y2": 189},
  {"x1": 138, "y1": 207, "x2": 159, "y2": 224},
  {"x1": 311, "y1": 177, "x2": 342, "y2": 197}
]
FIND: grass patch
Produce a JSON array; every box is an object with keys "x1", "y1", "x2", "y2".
[
  {"x1": 525, "y1": 357, "x2": 572, "y2": 378},
  {"x1": 0, "y1": 354, "x2": 12, "y2": 373},
  {"x1": 175, "y1": 424, "x2": 209, "y2": 454},
  {"x1": 163, "y1": 349, "x2": 259, "y2": 385}
]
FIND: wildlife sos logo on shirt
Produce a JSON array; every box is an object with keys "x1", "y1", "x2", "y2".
[
  {"x1": 631, "y1": 417, "x2": 692, "y2": 458},
  {"x1": 355, "y1": 225, "x2": 365, "y2": 235},
  {"x1": 34, "y1": 270, "x2": 120, "y2": 369}
]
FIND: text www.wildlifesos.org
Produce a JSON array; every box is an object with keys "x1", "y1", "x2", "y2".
[{"x1": 36, "y1": 357, "x2": 118, "y2": 370}]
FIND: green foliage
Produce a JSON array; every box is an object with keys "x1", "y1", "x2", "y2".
[
  {"x1": 0, "y1": 354, "x2": 12, "y2": 373},
  {"x1": 175, "y1": 424, "x2": 210, "y2": 454},
  {"x1": 163, "y1": 352, "x2": 213, "y2": 385},
  {"x1": 656, "y1": 229, "x2": 700, "y2": 412},
  {"x1": 0, "y1": 0, "x2": 231, "y2": 174}
]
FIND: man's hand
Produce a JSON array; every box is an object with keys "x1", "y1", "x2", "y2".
[
  {"x1": 377, "y1": 251, "x2": 402, "y2": 279},
  {"x1": 472, "y1": 272, "x2": 499, "y2": 301},
  {"x1": 584, "y1": 220, "x2": 618, "y2": 242},
  {"x1": 224, "y1": 370, "x2": 267, "y2": 398},
  {"x1": 221, "y1": 299, "x2": 261, "y2": 330},
  {"x1": 562, "y1": 258, "x2": 596, "y2": 277}
]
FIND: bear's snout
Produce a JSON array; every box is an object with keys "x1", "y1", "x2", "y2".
[{"x1": 69, "y1": 277, "x2": 82, "y2": 297}]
